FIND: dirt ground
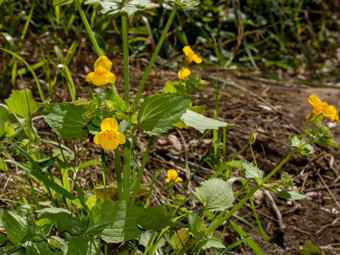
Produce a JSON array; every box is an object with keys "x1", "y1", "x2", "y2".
[{"x1": 1, "y1": 49, "x2": 340, "y2": 254}]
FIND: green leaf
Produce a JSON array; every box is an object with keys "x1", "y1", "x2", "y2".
[
  {"x1": 188, "y1": 213, "x2": 207, "y2": 237},
  {"x1": 180, "y1": 110, "x2": 228, "y2": 133},
  {"x1": 170, "y1": 228, "x2": 190, "y2": 250},
  {"x1": 193, "y1": 178, "x2": 238, "y2": 211},
  {"x1": 241, "y1": 161, "x2": 264, "y2": 179},
  {"x1": 38, "y1": 208, "x2": 75, "y2": 233},
  {"x1": 86, "y1": 200, "x2": 143, "y2": 243},
  {"x1": 26, "y1": 241, "x2": 56, "y2": 255},
  {"x1": 67, "y1": 235, "x2": 88, "y2": 255},
  {"x1": 0, "y1": 157, "x2": 8, "y2": 171},
  {"x1": 48, "y1": 236, "x2": 68, "y2": 255},
  {"x1": 289, "y1": 134, "x2": 314, "y2": 155},
  {"x1": 137, "y1": 207, "x2": 181, "y2": 231},
  {"x1": 202, "y1": 235, "x2": 225, "y2": 249},
  {"x1": 277, "y1": 190, "x2": 306, "y2": 201},
  {"x1": 169, "y1": 0, "x2": 200, "y2": 8},
  {"x1": 85, "y1": 0, "x2": 159, "y2": 16},
  {"x1": 5, "y1": 89, "x2": 41, "y2": 119},
  {"x1": 298, "y1": 240, "x2": 323, "y2": 255},
  {"x1": 44, "y1": 103, "x2": 89, "y2": 140},
  {"x1": 0, "y1": 210, "x2": 28, "y2": 244},
  {"x1": 138, "y1": 93, "x2": 190, "y2": 136}
]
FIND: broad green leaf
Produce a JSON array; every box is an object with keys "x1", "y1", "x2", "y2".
[
  {"x1": 67, "y1": 235, "x2": 88, "y2": 255},
  {"x1": 44, "y1": 103, "x2": 89, "y2": 140},
  {"x1": 5, "y1": 89, "x2": 41, "y2": 119},
  {"x1": 289, "y1": 134, "x2": 314, "y2": 155},
  {"x1": 0, "y1": 232, "x2": 6, "y2": 246},
  {"x1": 193, "y1": 178, "x2": 238, "y2": 211},
  {"x1": 277, "y1": 190, "x2": 306, "y2": 200},
  {"x1": 168, "y1": 0, "x2": 199, "y2": 8},
  {"x1": 86, "y1": 200, "x2": 143, "y2": 243},
  {"x1": 137, "y1": 207, "x2": 181, "y2": 231},
  {"x1": 202, "y1": 236, "x2": 225, "y2": 249},
  {"x1": 48, "y1": 236, "x2": 68, "y2": 255},
  {"x1": 188, "y1": 213, "x2": 207, "y2": 237},
  {"x1": 241, "y1": 161, "x2": 264, "y2": 179},
  {"x1": 170, "y1": 228, "x2": 190, "y2": 250},
  {"x1": 1, "y1": 210, "x2": 28, "y2": 244},
  {"x1": 85, "y1": 0, "x2": 159, "y2": 16},
  {"x1": 180, "y1": 110, "x2": 228, "y2": 133},
  {"x1": 38, "y1": 207, "x2": 75, "y2": 233},
  {"x1": 26, "y1": 241, "x2": 56, "y2": 255},
  {"x1": 138, "y1": 93, "x2": 190, "y2": 136}
]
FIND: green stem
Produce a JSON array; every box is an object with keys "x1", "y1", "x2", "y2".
[
  {"x1": 27, "y1": 175, "x2": 40, "y2": 209},
  {"x1": 131, "y1": 7, "x2": 177, "y2": 111},
  {"x1": 100, "y1": 149, "x2": 107, "y2": 200},
  {"x1": 122, "y1": 14, "x2": 130, "y2": 106},
  {"x1": 115, "y1": 149, "x2": 123, "y2": 200},
  {"x1": 132, "y1": 136, "x2": 154, "y2": 203},
  {"x1": 74, "y1": 0, "x2": 103, "y2": 57},
  {"x1": 123, "y1": 142, "x2": 131, "y2": 202},
  {"x1": 208, "y1": 148, "x2": 298, "y2": 233}
]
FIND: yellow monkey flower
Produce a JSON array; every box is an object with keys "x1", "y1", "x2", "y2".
[
  {"x1": 86, "y1": 56, "x2": 116, "y2": 86},
  {"x1": 165, "y1": 169, "x2": 182, "y2": 183},
  {"x1": 308, "y1": 94, "x2": 339, "y2": 122},
  {"x1": 94, "y1": 118, "x2": 126, "y2": 150},
  {"x1": 183, "y1": 46, "x2": 202, "y2": 65}
]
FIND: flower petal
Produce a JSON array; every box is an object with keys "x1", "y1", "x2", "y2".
[
  {"x1": 167, "y1": 169, "x2": 178, "y2": 181},
  {"x1": 101, "y1": 118, "x2": 118, "y2": 131},
  {"x1": 104, "y1": 72, "x2": 116, "y2": 84},
  {"x1": 192, "y1": 55, "x2": 202, "y2": 64},
  {"x1": 85, "y1": 72, "x2": 95, "y2": 82},
  {"x1": 94, "y1": 132, "x2": 102, "y2": 145},
  {"x1": 183, "y1": 46, "x2": 193, "y2": 57},
  {"x1": 94, "y1": 56, "x2": 112, "y2": 71},
  {"x1": 100, "y1": 131, "x2": 119, "y2": 150},
  {"x1": 308, "y1": 94, "x2": 322, "y2": 107},
  {"x1": 178, "y1": 68, "x2": 191, "y2": 79},
  {"x1": 175, "y1": 177, "x2": 183, "y2": 182}
]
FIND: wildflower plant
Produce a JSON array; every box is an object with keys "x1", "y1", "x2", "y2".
[{"x1": 0, "y1": 0, "x2": 338, "y2": 254}]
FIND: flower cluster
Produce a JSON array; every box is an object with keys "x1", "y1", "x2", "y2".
[
  {"x1": 308, "y1": 94, "x2": 339, "y2": 122},
  {"x1": 86, "y1": 56, "x2": 116, "y2": 86},
  {"x1": 165, "y1": 169, "x2": 182, "y2": 183},
  {"x1": 94, "y1": 118, "x2": 126, "y2": 150},
  {"x1": 178, "y1": 46, "x2": 202, "y2": 80}
]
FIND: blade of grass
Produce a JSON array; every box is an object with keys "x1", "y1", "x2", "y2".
[
  {"x1": 0, "y1": 48, "x2": 46, "y2": 102},
  {"x1": 229, "y1": 219, "x2": 264, "y2": 255}
]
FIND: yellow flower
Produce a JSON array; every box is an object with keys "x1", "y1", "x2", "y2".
[
  {"x1": 165, "y1": 169, "x2": 182, "y2": 183},
  {"x1": 86, "y1": 56, "x2": 116, "y2": 86},
  {"x1": 308, "y1": 94, "x2": 339, "y2": 122},
  {"x1": 183, "y1": 46, "x2": 202, "y2": 65},
  {"x1": 94, "y1": 118, "x2": 126, "y2": 150},
  {"x1": 178, "y1": 68, "x2": 191, "y2": 79}
]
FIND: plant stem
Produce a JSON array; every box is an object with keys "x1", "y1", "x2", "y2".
[
  {"x1": 101, "y1": 149, "x2": 107, "y2": 200},
  {"x1": 132, "y1": 136, "x2": 154, "y2": 203},
  {"x1": 121, "y1": 14, "x2": 130, "y2": 106},
  {"x1": 208, "y1": 148, "x2": 298, "y2": 232},
  {"x1": 74, "y1": 0, "x2": 103, "y2": 57},
  {"x1": 131, "y1": 7, "x2": 177, "y2": 111},
  {"x1": 115, "y1": 149, "x2": 123, "y2": 200},
  {"x1": 123, "y1": 142, "x2": 131, "y2": 202}
]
